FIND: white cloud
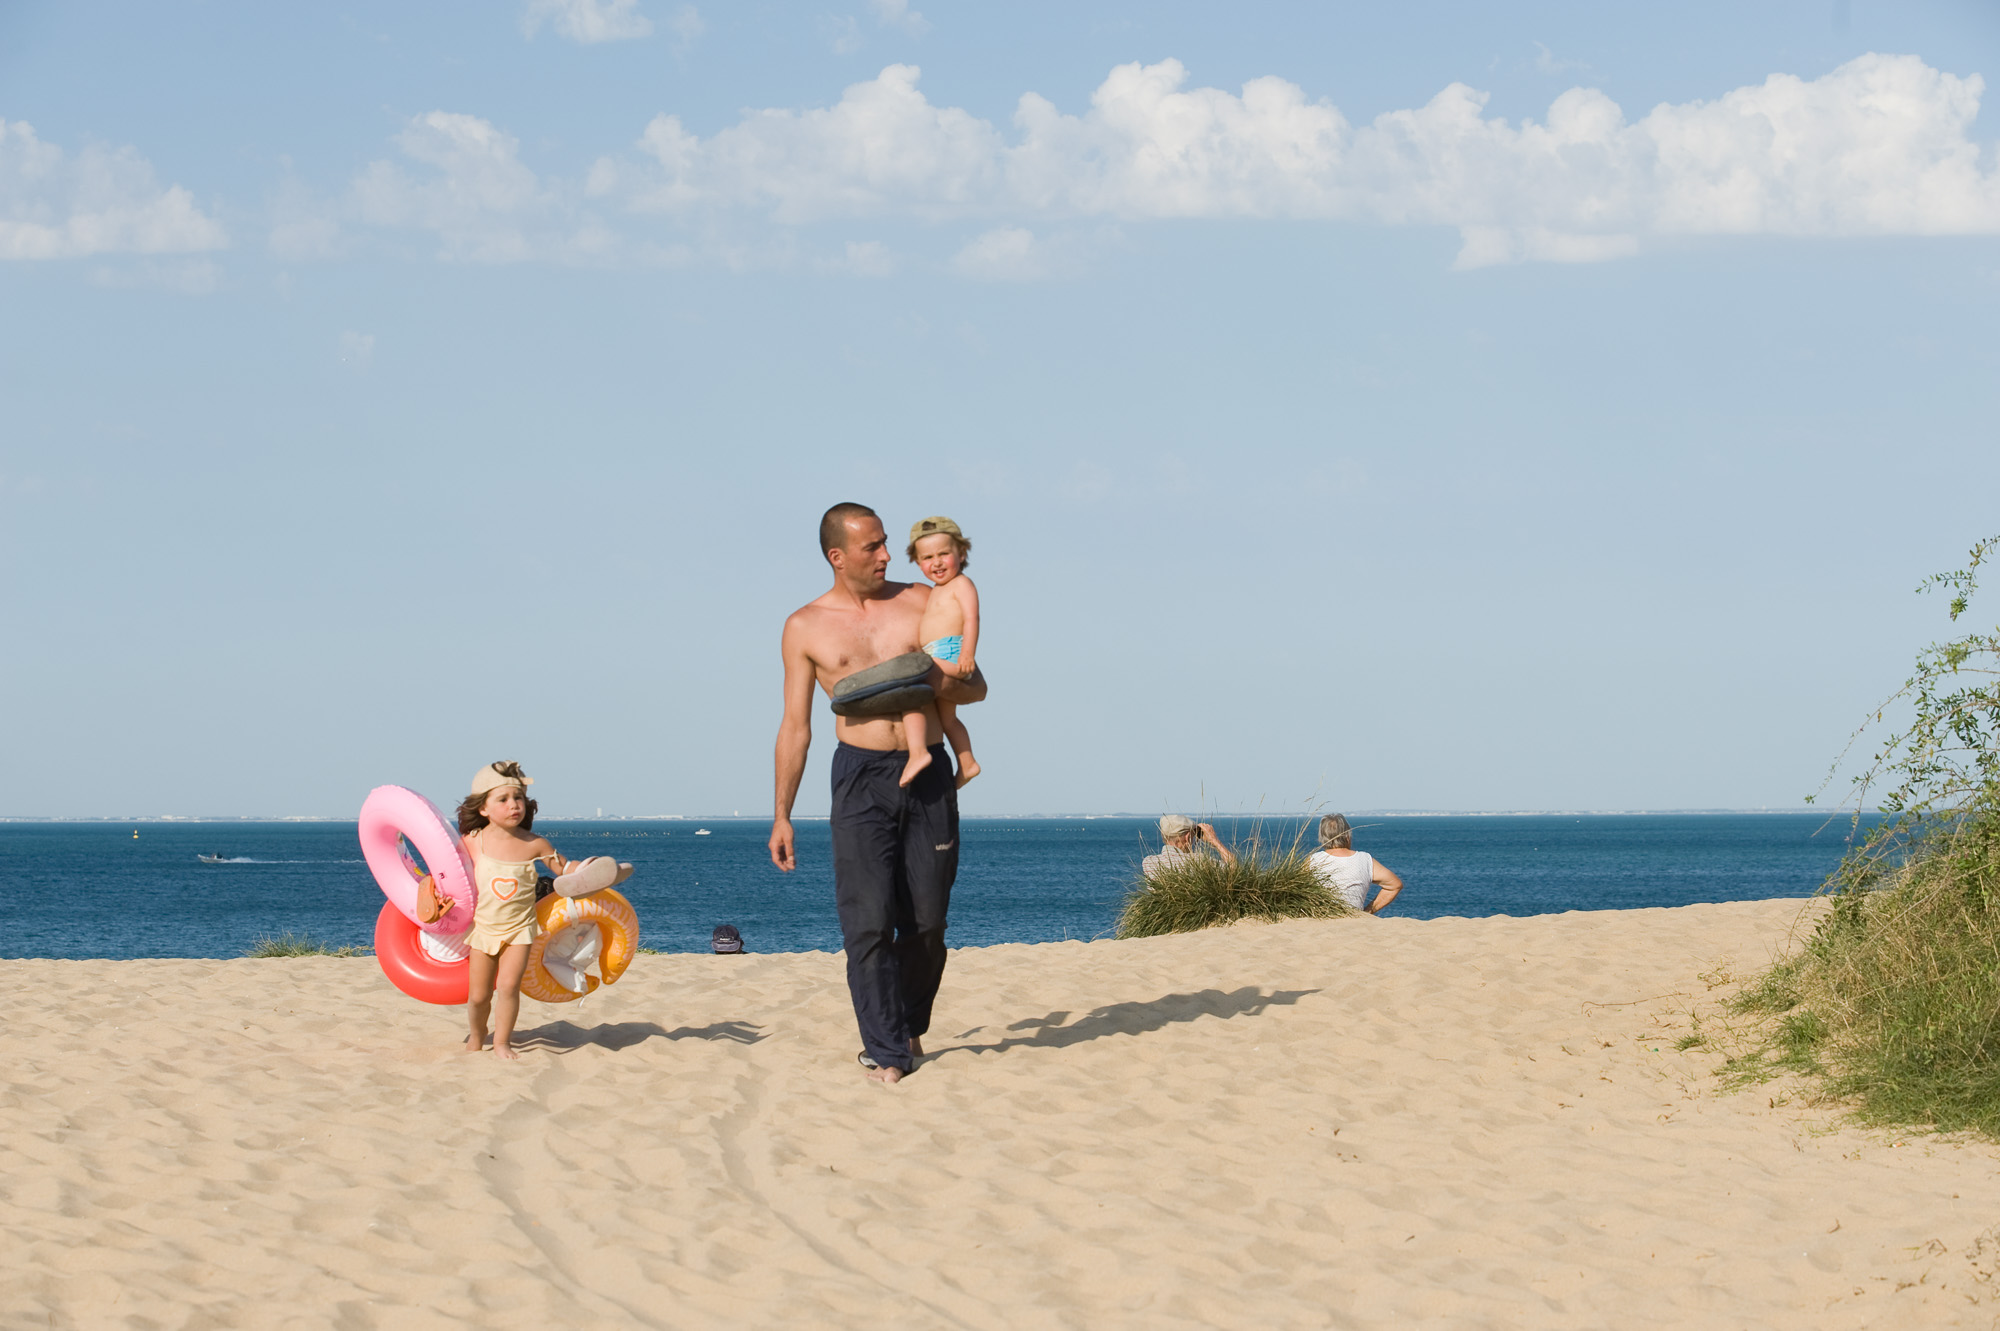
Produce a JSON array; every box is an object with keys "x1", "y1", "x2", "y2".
[
  {"x1": 951, "y1": 226, "x2": 1040, "y2": 279},
  {"x1": 344, "y1": 54, "x2": 2000, "y2": 271},
  {"x1": 86, "y1": 258, "x2": 221, "y2": 293},
  {"x1": 870, "y1": 0, "x2": 929, "y2": 35},
  {"x1": 622, "y1": 64, "x2": 1005, "y2": 221},
  {"x1": 828, "y1": 239, "x2": 895, "y2": 276},
  {"x1": 667, "y1": 4, "x2": 704, "y2": 48},
  {"x1": 594, "y1": 53, "x2": 2000, "y2": 266},
  {"x1": 353, "y1": 112, "x2": 615, "y2": 263},
  {"x1": 523, "y1": 0, "x2": 652, "y2": 44},
  {"x1": 1532, "y1": 42, "x2": 1588, "y2": 76},
  {"x1": 0, "y1": 120, "x2": 227, "y2": 260},
  {"x1": 825, "y1": 15, "x2": 863, "y2": 56}
]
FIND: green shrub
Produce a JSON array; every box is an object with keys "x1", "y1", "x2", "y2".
[
  {"x1": 1731, "y1": 808, "x2": 2000, "y2": 1134},
  {"x1": 1115, "y1": 832, "x2": 1355, "y2": 939},
  {"x1": 1732, "y1": 535, "x2": 2000, "y2": 1136},
  {"x1": 243, "y1": 932, "x2": 369, "y2": 958}
]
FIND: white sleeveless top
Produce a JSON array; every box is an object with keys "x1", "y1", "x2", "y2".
[{"x1": 1307, "y1": 849, "x2": 1375, "y2": 911}]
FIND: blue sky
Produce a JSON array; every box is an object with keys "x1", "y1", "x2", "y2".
[{"x1": 4, "y1": 0, "x2": 1999, "y2": 818}]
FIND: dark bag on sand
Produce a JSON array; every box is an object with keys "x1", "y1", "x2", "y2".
[{"x1": 829, "y1": 650, "x2": 935, "y2": 718}]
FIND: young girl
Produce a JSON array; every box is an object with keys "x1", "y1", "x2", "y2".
[
  {"x1": 899, "y1": 516, "x2": 981, "y2": 789},
  {"x1": 444, "y1": 761, "x2": 626, "y2": 1059}
]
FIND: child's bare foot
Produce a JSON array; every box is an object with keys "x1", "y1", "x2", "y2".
[
  {"x1": 493, "y1": 1042, "x2": 519, "y2": 1061},
  {"x1": 898, "y1": 746, "x2": 933, "y2": 788},
  {"x1": 465, "y1": 1030, "x2": 487, "y2": 1053},
  {"x1": 954, "y1": 754, "x2": 980, "y2": 788}
]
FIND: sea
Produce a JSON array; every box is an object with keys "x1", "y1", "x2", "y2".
[{"x1": 0, "y1": 814, "x2": 1865, "y2": 960}]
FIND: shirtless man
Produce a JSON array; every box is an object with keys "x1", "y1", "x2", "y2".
[{"x1": 770, "y1": 502, "x2": 989, "y2": 1084}]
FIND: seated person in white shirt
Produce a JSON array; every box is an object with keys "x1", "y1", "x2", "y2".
[
  {"x1": 1141, "y1": 814, "x2": 1237, "y2": 879},
  {"x1": 1305, "y1": 813, "x2": 1404, "y2": 914}
]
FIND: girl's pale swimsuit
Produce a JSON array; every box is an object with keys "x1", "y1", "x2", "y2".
[
  {"x1": 924, "y1": 635, "x2": 963, "y2": 665},
  {"x1": 466, "y1": 832, "x2": 540, "y2": 955}
]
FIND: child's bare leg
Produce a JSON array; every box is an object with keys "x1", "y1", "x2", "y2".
[
  {"x1": 899, "y1": 708, "x2": 935, "y2": 788},
  {"x1": 490, "y1": 944, "x2": 532, "y2": 1060},
  {"x1": 937, "y1": 701, "x2": 979, "y2": 786},
  {"x1": 466, "y1": 949, "x2": 498, "y2": 1052}
]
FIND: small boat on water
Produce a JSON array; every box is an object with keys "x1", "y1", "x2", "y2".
[
  {"x1": 197, "y1": 853, "x2": 231, "y2": 864},
  {"x1": 694, "y1": 829, "x2": 711, "y2": 836}
]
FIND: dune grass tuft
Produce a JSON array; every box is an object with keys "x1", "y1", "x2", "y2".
[
  {"x1": 1115, "y1": 830, "x2": 1355, "y2": 939},
  {"x1": 1727, "y1": 808, "x2": 2000, "y2": 1136},
  {"x1": 243, "y1": 932, "x2": 369, "y2": 958},
  {"x1": 1724, "y1": 534, "x2": 2000, "y2": 1137}
]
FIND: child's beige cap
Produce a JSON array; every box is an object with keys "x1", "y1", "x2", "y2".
[
  {"x1": 470, "y1": 763, "x2": 534, "y2": 797},
  {"x1": 909, "y1": 516, "x2": 964, "y2": 545}
]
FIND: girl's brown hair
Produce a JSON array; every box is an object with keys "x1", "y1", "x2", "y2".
[{"x1": 457, "y1": 761, "x2": 538, "y2": 835}]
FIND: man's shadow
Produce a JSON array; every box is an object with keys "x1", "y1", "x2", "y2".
[
  {"x1": 944, "y1": 986, "x2": 1319, "y2": 1054},
  {"x1": 512, "y1": 1019, "x2": 766, "y2": 1053}
]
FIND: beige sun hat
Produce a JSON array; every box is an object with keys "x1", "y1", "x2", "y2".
[
  {"x1": 908, "y1": 515, "x2": 964, "y2": 545},
  {"x1": 1159, "y1": 814, "x2": 1195, "y2": 838},
  {"x1": 470, "y1": 763, "x2": 534, "y2": 797}
]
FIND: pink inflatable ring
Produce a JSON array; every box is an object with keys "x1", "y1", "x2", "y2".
[{"x1": 359, "y1": 785, "x2": 478, "y2": 1005}]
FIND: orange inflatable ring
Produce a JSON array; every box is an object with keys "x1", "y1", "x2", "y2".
[{"x1": 520, "y1": 888, "x2": 640, "y2": 1005}]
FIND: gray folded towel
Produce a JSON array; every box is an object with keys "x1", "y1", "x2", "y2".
[{"x1": 829, "y1": 650, "x2": 936, "y2": 718}]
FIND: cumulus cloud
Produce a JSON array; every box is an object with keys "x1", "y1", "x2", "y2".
[
  {"x1": 0, "y1": 120, "x2": 227, "y2": 261},
  {"x1": 666, "y1": 4, "x2": 704, "y2": 48},
  {"x1": 951, "y1": 226, "x2": 1042, "y2": 279},
  {"x1": 828, "y1": 239, "x2": 895, "y2": 276},
  {"x1": 592, "y1": 53, "x2": 2000, "y2": 266},
  {"x1": 523, "y1": 0, "x2": 652, "y2": 44},
  {"x1": 354, "y1": 112, "x2": 614, "y2": 263},
  {"x1": 617, "y1": 64, "x2": 1004, "y2": 221},
  {"x1": 870, "y1": 0, "x2": 929, "y2": 35}
]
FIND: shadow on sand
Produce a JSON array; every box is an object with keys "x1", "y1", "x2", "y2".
[
  {"x1": 513, "y1": 1018, "x2": 767, "y2": 1053},
  {"x1": 944, "y1": 986, "x2": 1320, "y2": 1055}
]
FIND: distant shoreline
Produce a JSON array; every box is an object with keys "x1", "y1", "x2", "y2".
[{"x1": 0, "y1": 809, "x2": 1844, "y2": 823}]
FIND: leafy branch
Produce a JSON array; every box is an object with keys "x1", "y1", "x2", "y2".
[{"x1": 1811, "y1": 534, "x2": 2000, "y2": 889}]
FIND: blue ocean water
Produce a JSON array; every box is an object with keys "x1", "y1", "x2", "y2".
[{"x1": 0, "y1": 814, "x2": 1862, "y2": 960}]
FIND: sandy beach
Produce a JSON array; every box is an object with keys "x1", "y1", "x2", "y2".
[{"x1": 5, "y1": 897, "x2": 1997, "y2": 1328}]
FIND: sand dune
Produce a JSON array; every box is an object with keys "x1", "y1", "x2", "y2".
[{"x1": 5, "y1": 898, "x2": 1997, "y2": 1328}]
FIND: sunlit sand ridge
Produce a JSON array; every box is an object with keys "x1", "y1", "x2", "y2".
[{"x1": 4, "y1": 898, "x2": 1996, "y2": 1327}]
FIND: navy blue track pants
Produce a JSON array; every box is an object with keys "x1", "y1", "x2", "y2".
[{"x1": 830, "y1": 742, "x2": 959, "y2": 1073}]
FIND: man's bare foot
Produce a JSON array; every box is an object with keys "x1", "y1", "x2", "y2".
[
  {"x1": 465, "y1": 1030, "x2": 487, "y2": 1053},
  {"x1": 493, "y1": 1042, "x2": 520, "y2": 1061},
  {"x1": 953, "y1": 754, "x2": 980, "y2": 789},
  {"x1": 898, "y1": 747, "x2": 933, "y2": 788},
  {"x1": 864, "y1": 1063, "x2": 903, "y2": 1084}
]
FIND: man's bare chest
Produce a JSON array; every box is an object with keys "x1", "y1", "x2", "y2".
[{"x1": 809, "y1": 607, "x2": 921, "y2": 681}]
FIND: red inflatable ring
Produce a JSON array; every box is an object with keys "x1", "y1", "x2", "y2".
[
  {"x1": 374, "y1": 901, "x2": 469, "y2": 1006},
  {"x1": 358, "y1": 784, "x2": 478, "y2": 1005}
]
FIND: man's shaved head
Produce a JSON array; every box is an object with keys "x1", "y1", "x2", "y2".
[{"x1": 819, "y1": 502, "x2": 879, "y2": 564}]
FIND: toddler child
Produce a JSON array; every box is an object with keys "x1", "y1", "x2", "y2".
[
  {"x1": 899, "y1": 516, "x2": 981, "y2": 789},
  {"x1": 437, "y1": 761, "x2": 630, "y2": 1059}
]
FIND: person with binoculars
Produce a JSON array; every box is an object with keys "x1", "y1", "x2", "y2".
[{"x1": 1142, "y1": 814, "x2": 1237, "y2": 880}]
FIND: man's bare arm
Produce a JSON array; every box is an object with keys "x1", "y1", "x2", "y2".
[{"x1": 769, "y1": 616, "x2": 817, "y2": 872}]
